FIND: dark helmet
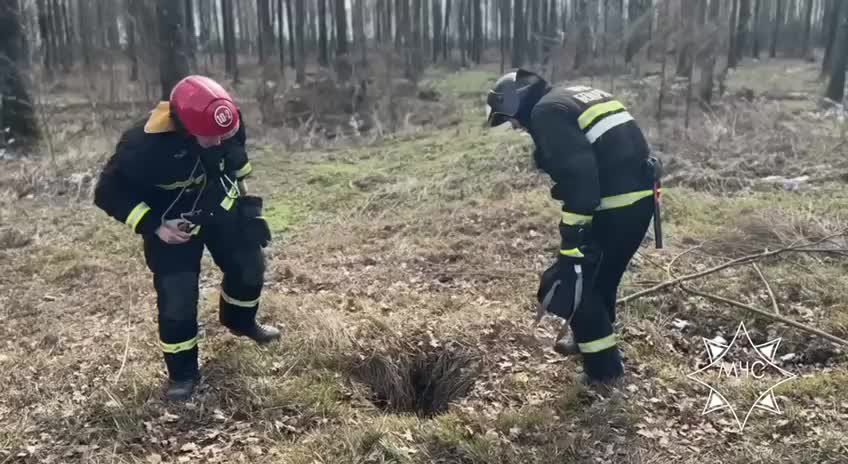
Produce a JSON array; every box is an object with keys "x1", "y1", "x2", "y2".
[{"x1": 485, "y1": 68, "x2": 547, "y2": 127}]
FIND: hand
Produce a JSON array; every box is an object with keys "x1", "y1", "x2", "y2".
[
  {"x1": 155, "y1": 219, "x2": 192, "y2": 244},
  {"x1": 537, "y1": 256, "x2": 586, "y2": 321}
]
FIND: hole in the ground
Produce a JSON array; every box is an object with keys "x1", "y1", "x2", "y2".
[{"x1": 352, "y1": 345, "x2": 481, "y2": 418}]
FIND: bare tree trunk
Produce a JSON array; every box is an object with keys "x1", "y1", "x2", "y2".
[
  {"x1": 626, "y1": 0, "x2": 649, "y2": 64},
  {"x1": 36, "y1": 0, "x2": 54, "y2": 79},
  {"x1": 656, "y1": 0, "x2": 669, "y2": 131},
  {"x1": 433, "y1": 0, "x2": 442, "y2": 61},
  {"x1": 801, "y1": 0, "x2": 815, "y2": 60},
  {"x1": 473, "y1": 0, "x2": 483, "y2": 63},
  {"x1": 826, "y1": 2, "x2": 848, "y2": 102},
  {"x1": 752, "y1": 0, "x2": 762, "y2": 58},
  {"x1": 0, "y1": 0, "x2": 40, "y2": 149},
  {"x1": 677, "y1": 1, "x2": 694, "y2": 77},
  {"x1": 157, "y1": 0, "x2": 189, "y2": 100},
  {"x1": 295, "y1": 0, "x2": 306, "y2": 83},
  {"x1": 395, "y1": 0, "x2": 404, "y2": 51},
  {"x1": 736, "y1": 0, "x2": 751, "y2": 62},
  {"x1": 728, "y1": 0, "x2": 740, "y2": 69},
  {"x1": 185, "y1": 0, "x2": 196, "y2": 68},
  {"x1": 258, "y1": 0, "x2": 274, "y2": 65},
  {"x1": 574, "y1": 0, "x2": 590, "y2": 69},
  {"x1": 823, "y1": 0, "x2": 840, "y2": 78},
  {"x1": 286, "y1": 0, "x2": 295, "y2": 69},
  {"x1": 511, "y1": 0, "x2": 524, "y2": 67},
  {"x1": 353, "y1": 0, "x2": 366, "y2": 66},
  {"x1": 318, "y1": 0, "x2": 329, "y2": 66},
  {"x1": 443, "y1": 0, "x2": 452, "y2": 61},
  {"x1": 222, "y1": 0, "x2": 239, "y2": 81},
  {"x1": 277, "y1": 0, "x2": 286, "y2": 74},
  {"x1": 699, "y1": 0, "x2": 721, "y2": 107},
  {"x1": 423, "y1": 0, "x2": 430, "y2": 62},
  {"x1": 126, "y1": 0, "x2": 138, "y2": 81},
  {"x1": 770, "y1": 0, "x2": 784, "y2": 58},
  {"x1": 499, "y1": 0, "x2": 507, "y2": 72}
]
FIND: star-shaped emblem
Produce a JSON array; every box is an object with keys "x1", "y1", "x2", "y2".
[{"x1": 686, "y1": 321, "x2": 797, "y2": 432}]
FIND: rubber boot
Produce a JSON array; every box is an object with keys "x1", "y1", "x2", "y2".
[
  {"x1": 553, "y1": 324, "x2": 580, "y2": 356},
  {"x1": 230, "y1": 323, "x2": 281, "y2": 345},
  {"x1": 165, "y1": 375, "x2": 199, "y2": 401}
]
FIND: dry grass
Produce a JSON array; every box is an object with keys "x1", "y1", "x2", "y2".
[{"x1": 2, "y1": 60, "x2": 848, "y2": 463}]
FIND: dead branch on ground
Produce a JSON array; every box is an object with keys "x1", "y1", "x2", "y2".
[
  {"x1": 680, "y1": 285, "x2": 848, "y2": 347},
  {"x1": 618, "y1": 231, "x2": 846, "y2": 305},
  {"x1": 751, "y1": 262, "x2": 780, "y2": 315}
]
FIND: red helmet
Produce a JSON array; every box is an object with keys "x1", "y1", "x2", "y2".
[{"x1": 169, "y1": 75, "x2": 240, "y2": 137}]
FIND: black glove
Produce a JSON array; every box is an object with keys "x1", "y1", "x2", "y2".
[
  {"x1": 537, "y1": 256, "x2": 585, "y2": 321},
  {"x1": 237, "y1": 195, "x2": 271, "y2": 248},
  {"x1": 536, "y1": 223, "x2": 600, "y2": 321}
]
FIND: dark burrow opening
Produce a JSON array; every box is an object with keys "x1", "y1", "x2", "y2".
[{"x1": 351, "y1": 345, "x2": 481, "y2": 418}]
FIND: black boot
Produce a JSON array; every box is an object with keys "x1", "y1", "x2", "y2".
[
  {"x1": 230, "y1": 323, "x2": 281, "y2": 345},
  {"x1": 165, "y1": 375, "x2": 199, "y2": 401}
]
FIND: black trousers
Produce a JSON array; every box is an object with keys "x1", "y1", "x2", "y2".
[
  {"x1": 569, "y1": 195, "x2": 655, "y2": 381},
  {"x1": 143, "y1": 225, "x2": 265, "y2": 381}
]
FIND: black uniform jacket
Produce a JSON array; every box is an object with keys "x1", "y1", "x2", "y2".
[
  {"x1": 93, "y1": 102, "x2": 253, "y2": 236},
  {"x1": 528, "y1": 85, "x2": 653, "y2": 226}
]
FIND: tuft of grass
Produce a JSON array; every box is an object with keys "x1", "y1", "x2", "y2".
[
  {"x1": 494, "y1": 405, "x2": 555, "y2": 436},
  {"x1": 774, "y1": 370, "x2": 848, "y2": 399},
  {"x1": 425, "y1": 413, "x2": 497, "y2": 464}
]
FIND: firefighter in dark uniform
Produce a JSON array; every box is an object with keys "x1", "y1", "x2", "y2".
[
  {"x1": 484, "y1": 69, "x2": 661, "y2": 385},
  {"x1": 93, "y1": 75, "x2": 280, "y2": 401}
]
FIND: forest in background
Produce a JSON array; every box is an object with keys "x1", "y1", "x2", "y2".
[{"x1": 3, "y1": 0, "x2": 848, "y2": 157}]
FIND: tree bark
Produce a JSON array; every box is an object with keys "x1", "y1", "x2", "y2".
[
  {"x1": 574, "y1": 0, "x2": 590, "y2": 69},
  {"x1": 36, "y1": 0, "x2": 54, "y2": 79},
  {"x1": 433, "y1": 0, "x2": 442, "y2": 61},
  {"x1": 443, "y1": 0, "x2": 452, "y2": 60},
  {"x1": 423, "y1": 0, "x2": 430, "y2": 62},
  {"x1": 158, "y1": 0, "x2": 189, "y2": 100},
  {"x1": 825, "y1": 2, "x2": 848, "y2": 102},
  {"x1": 473, "y1": 0, "x2": 483, "y2": 63},
  {"x1": 735, "y1": 0, "x2": 751, "y2": 62},
  {"x1": 295, "y1": 0, "x2": 306, "y2": 83},
  {"x1": 285, "y1": 0, "x2": 295, "y2": 69},
  {"x1": 318, "y1": 0, "x2": 329, "y2": 66},
  {"x1": 222, "y1": 0, "x2": 239, "y2": 81},
  {"x1": 676, "y1": 1, "x2": 694, "y2": 77},
  {"x1": 823, "y1": 0, "x2": 841, "y2": 77},
  {"x1": 0, "y1": 0, "x2": 40, "y2": 148},
  {"x1": 354, "y1": 0, "x2": 367, "y2": 66},
  {"x1": 699, "y1": 0, "x2": 721, "y2": 107},
  {"x1": 126, "y1": 0, "x2": 138, "y2": 81},
  {"x1": 770, "y1": 0, "x2": 784, "y2": 58},
  {"x1": 511, "y1": 0, "x2": 524, "y2": 67},
  {"x1": 727, "y1": 0, "x2": 740, "y2": 69},
  {"x1": 752, "y1": 0, "x2": 762, "y2": 58},
  {"x1": 258, "y1": 0, "x2": 275, "y2": 66},
  {"x1": 277, "y1": 0, "x2": 286, "y2": 74},
  {"x1": 801, "y1": 0, "x2": 815, "y2": 59},
  {"x1": 185, "y1": 0, "x2": 196, "y2": 66}
]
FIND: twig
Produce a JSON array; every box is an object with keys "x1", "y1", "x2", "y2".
[
  {"x1": 618, "y1": 231, "x2": 846, "y2": 304},
  {"x1": 681, "y1": 285, "x2": 848, "y2": 347},
  {"x1": 666, "y1": 243, "x2": 704, "y2": 280},
  {"x1": 751, "y1": 263, "x2": 779, "y2": 315}
]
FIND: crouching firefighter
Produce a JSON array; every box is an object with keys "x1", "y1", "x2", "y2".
[
  {"x1": 93, "y1": 75, "x2": 280, "y2": 401},
  {"x1": 484, "y1": 69, "x2": 663, "y2": 385}
]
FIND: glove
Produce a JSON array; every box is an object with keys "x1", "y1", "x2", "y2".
[
  {"x1": 536, "y1": 222, "x2": 600, "y2": 321},
  {"x1": 537, "y1": 255, "x2": 585, "y2": 321},
  {"x1": 237, "y1": 195, "x2": 271, "y2": 248}
]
